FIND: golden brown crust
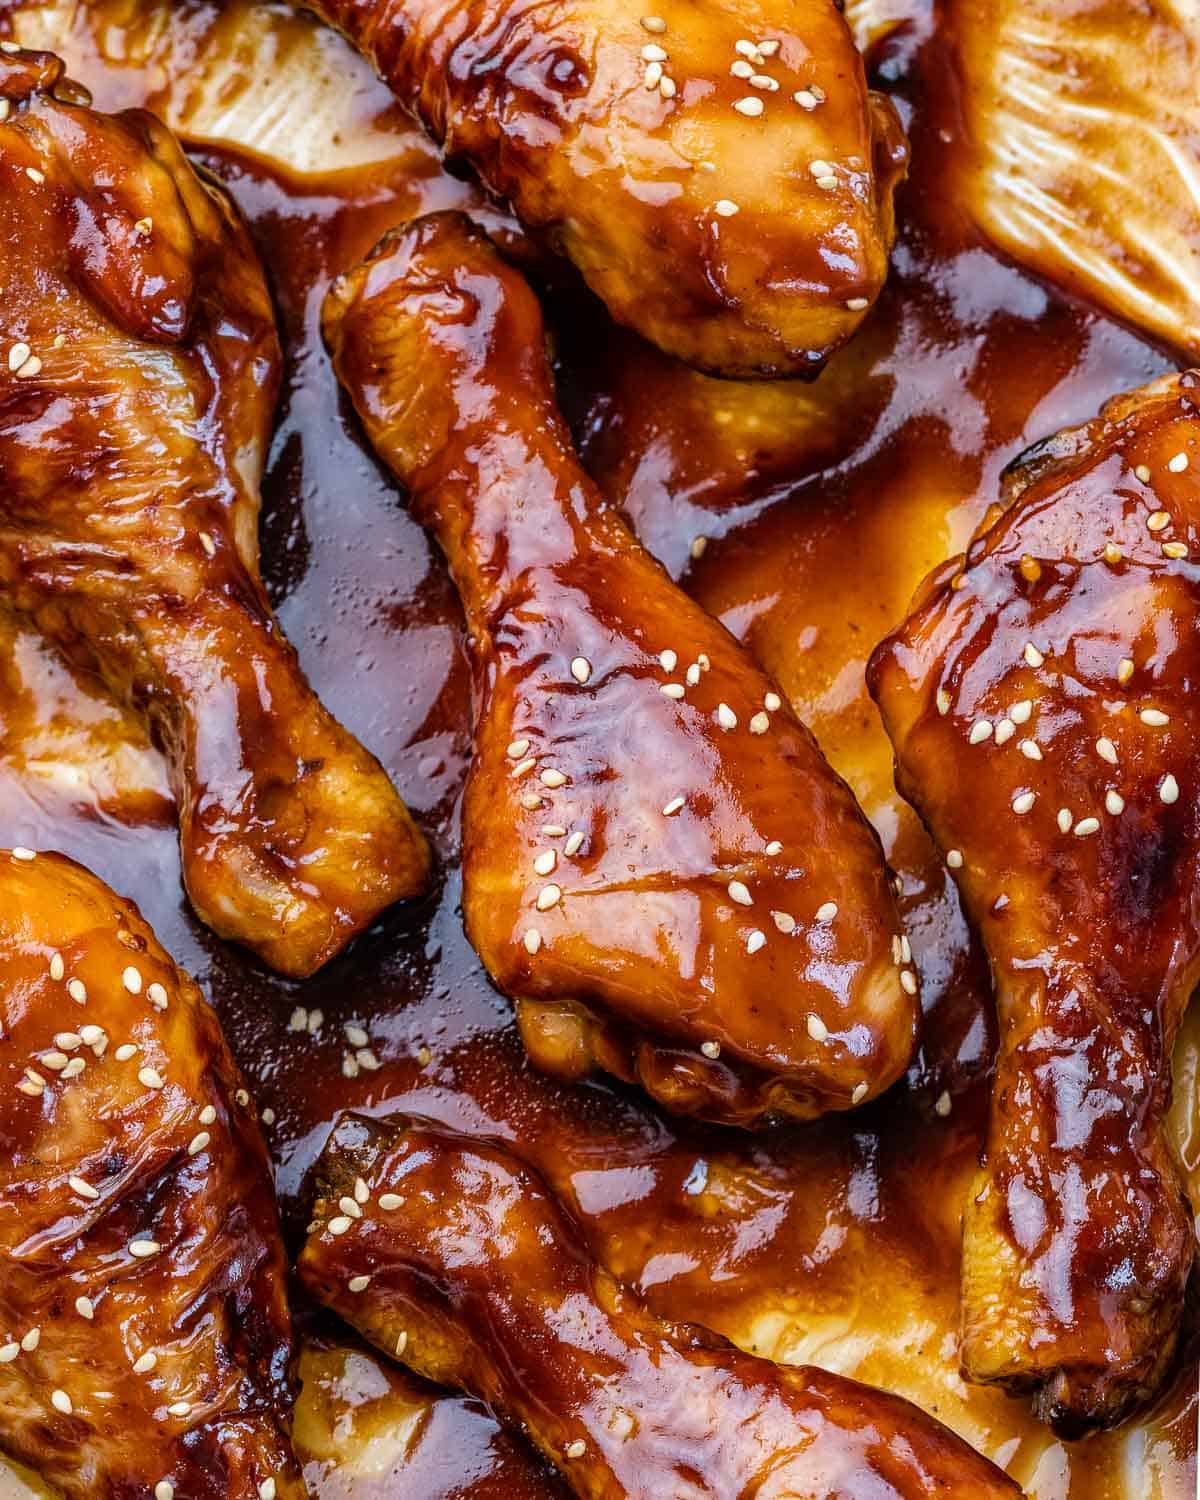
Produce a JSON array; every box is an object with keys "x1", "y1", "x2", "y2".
[
  {"x1": 0, "y1": 848, "x2": 303, "y2": 1497},
  {"x1": 321, "y1": 210, "x2": 919, "y2": 1126},
  {"x1": 298, "y1": 1112, "x2": 1022, "y2": 1499},
  {"x1": 869, "y1": 371, "x2": 1200, "y2": 1433},
  {"x1": 0, "y1": 48, "x2": 431, "y2": 976},
  {"x1": 302, "y1": 0, "x2": 908, "y2": 376}
]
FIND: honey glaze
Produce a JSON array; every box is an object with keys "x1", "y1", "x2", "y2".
[{"x1": 0, "y1": 0, "x2": 1193, "y2": 1495}]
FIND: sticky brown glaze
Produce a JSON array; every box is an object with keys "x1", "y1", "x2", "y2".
[
  {"x1": 868, "y1": 371, "x2": 1200, "y2": 1435},
  {"x1": 0, "y1": 847, "x2": 303, "y2": 1498},
  {"x1": 299, "y1": 0, "x2": 908, "y2": 377},
  {"x1": 298, "y1": 1113, "x2": 1022, "y2": 1499},
  {"x1": 321, "y1": 209, "x2": 918, "y2": 1126},
  {"x1": 0, "y1": 47, "x2": 430, "y2": 977}
]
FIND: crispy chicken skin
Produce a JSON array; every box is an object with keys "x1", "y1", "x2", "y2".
[
  {"x1": 322, "y1": 211, "x2": 918, "y2": 1126},
  {"x1": 0, "y1": 47, "x2": 430, "y2": 977},
  {"x1": 298, "y1": 1113, "x2": 1021, "y2": 1499},
  {"x1": 302, "y1": 0, "x2": 908, "y2": 377},
  {"x1": 0, "y1": 847, "x2": 303, "y2": 1498},
  {"x1": 868, "y1": 372, "x2": 1200, "y2": 1434}
]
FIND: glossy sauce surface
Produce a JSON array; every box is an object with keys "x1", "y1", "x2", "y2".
[{"x1": 0, "y1": 0, "x2": 1194, "y2": 1496}]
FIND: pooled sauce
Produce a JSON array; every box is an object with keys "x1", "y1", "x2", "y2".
[{"x1": 0, "y1": 0, "x2": 1194, "y2": 1495}]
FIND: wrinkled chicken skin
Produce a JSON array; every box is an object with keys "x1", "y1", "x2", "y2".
[
  {"x1": 0, "y1": 47, "x2": 430, "y2": 977},
  {"x1": 299, "y1": 1114, "x2": 1021, "y2": 1499},
  {"x1": 0, "y1": 848, "x2": 303, "y2": 1498},
  {"x1": 323, "y1": 211, "x2": 917, "y2": 1126},
  {"x1": 869, "y1": 372, "x2": 1200, "y2": 1435},
  {"x1": 303, "y1": 0, "x2": 908, "y2": 377}
]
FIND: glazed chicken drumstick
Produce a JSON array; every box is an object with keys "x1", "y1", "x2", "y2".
[
  {"x1": 0, "y1": 46, "x2": 430, "y2": 978},
  {"x1": 0, "y1": 847, "x2": 303, "y2": 1498},
  {"x1": 869, "y1": 371, "x2": 1200, "y2": 1435},
  {"x1": 299, "y1": 1113, "x2": 1021, "y2": 1498},
  {"x1": 323, "y1": 210, "x2": 918, "y2": 1127},
  {"x1": 302, "y1": 0, "x2": 908, "y2": 377}
]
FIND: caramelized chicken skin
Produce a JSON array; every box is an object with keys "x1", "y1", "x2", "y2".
[
  {"x1": 869, "y1": 372, "x2": 1200, "y2": 1434},
  {"x1": 0, "y1": 47, "x2": 430, "y2": 977},
  {"x1": 301, "y1": 0, "x2": 908, "y2": 377},
  {"x1": 322, "y1": 210, "x2": 918, "y2": 1126},
  {"x1": 298, "y1": 1113, "x2": 1021, "y2": 1499},
  {"x1": 0, "y1": 847, "x2": 303, "y2": 1498}
]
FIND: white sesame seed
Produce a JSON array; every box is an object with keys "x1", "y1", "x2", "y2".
[
  {"x1": 1118, "y1": 658, "x2": 1135, "y2": 684},
  {"x1": 734, "y1": 39, "x2": 759, "y2": 57},
  {"x1": 113, "y1": 1044, "x2": 138, "y2": 1063},
  {"x1": 42, "y1": 1052, "x2": 69, "y2": 1071},
  {"x1": 1169, "y1": 453, "x2": 1189, "y2": 473},
  {"x1": 746, "y1": 930, "x2": 766, "y2": 954},
  {"x1": 564, "y1": 830, "x2": 585, "y2": 857},
  {"x1": 345, "y1": 1024, "x2": 369, "y2": 1047},
  {"x1": 523, "y1": 929, "x2": 542, "y2": 955},
  {"x1": 934, "y1": 1090, "x2": 952, "y2": 1117},
  {"x1": 644, "y1": 60, "x2": 663, "y2": 87},
  {"x1": 764, "y1": 692, "x2": 782, "y2": 712},
  {"x1": 138, "y1": 1067, "x2": 164, "y2": 1091},
  {"x1": 794, "y1": 89, "x2": 818, "y2": 109},
  {"x1": 156, "y1": 1483, "x2": 174, "y2": 1500},
  {"x1": 641, "y1": 14, "x2": 666, "y2": 31},
  {"x1": 129, "y1": 1240, "x2": 160, "y2": 1259},
  {"x1": 260, "y1": 1483, "x2": 277, "y2": 1500},
  {"x1": 355, "y1": 1050, "x2": 379, "y2": 1072},
  {"x1": 20, "y1": 1329, "x2": 39, "y2": 1352},
  {"x1": 946, "y1": 849, "x2": 963, "y2": 869},
  {"x1": 1056, "y1": 808, "x2": 1072, "y2": 833},
  {"x1": 994, "y1": 719, "x2": 1015, "y2": 745},
  {"x1": 78, "y1": 1025, "x2": 103, "y2": 1046},
  {"x1": 67, "y1": 979, "x2": 86, "y2": 1004},
  {"x1": 714, "y1": 199, "x2": 740, "y2": 217},
  {"x1": 24, "y1": 169, "x2": 44, "y2": 186},
  {"x1": 540, "y1": 768, "x2": 567, "y2": 788},
  {"x1": 341, "y1": 1055, "x2": 360, "y2": 1079},
  {"x1": 846, "y1": 297, "x2": 870, "y2": 311},
  {"x1": 690, "y1": 535, "x2": 708, "y2": 559},
  {"x1": 1009, "y1": 700, "x2": 1032, "y2": 725},
  {"x1": 50, "y1": 1390, "x2": 72, "y2": 1415},
  {"x1": 7, "y1": 342, "x2": 31, "y2": 372},
  {"x1": 659, "y1": 75, "x2": 676, "y2": 97},
  {"x1": 968, "y1": 720, "x2": 992, "y2": 745},
  {"x1": 506, "y1": 739, "x2": 530, "y2": 759},
  {"x1": 48, "y1": 952, "x2": 65, "y2": 982},
  {"x1": 757, "y1": 38, "x2": 779, "y2": 54},
  {"x1": 122, "y1": 966, "x2": 142, "y2": 995},
  {"x1": 851, "y1": 1082, "x2": 869, "y2": 1104},
  {"x1": 748, "y1": 712, "x2": 769, "y2": 734},
  {"x1": 536, "y1": 884, "x2": 562, "y2": 911},
  {"x1": 660, "y1": 682, "x2": 685, "y2": 699},
  {"x1": 511, "y1": 757, "x2": 536, "y2": 778},
  {"x1": 700, "y1": 1040, "x2": 721, "y2": 1059},
  {"x1": 543, "y1": 825, "x2": 567, "y2": 837},
  {"x1": 662, "y1": 796, "x2": 685, "y2": 816},
  {"x1": 1092, "y1": 737, "x2": 1118, "y2": 765},
  {"x1": 1018, "y1": 739, "x2": 1042, "y2": 761},
  {"x1": 379, "y1": 1193, "x2": 403, "y2": 1210},
  {"x1": 288, "y1": 1007, "x2": 308, "y2": 1032},
  {"x1": 935, "y1": 689, "x2": 951, "y2": 716},
  {"x1": 198, "y1": 531, "x2": 216, "y2": 557},
  {"x1": 815, "y1": 175, "x2": 838, "y2": 190},
  {"x1": 806, "y1": 1014, "x2": 829, "y2": 1042},
  {"x1": 750, "y1": 73, "x2": 779, "y2": 91},
  {"x1": 1023, "y1": 643, "x2": 1044, "y2": 668},
  {"x1": 1161, "y1": 774, "x2": 1180, "y2": 804},
  {"x1": 570, "y1": 656, "x2": 591, "y2": 684},
  {"x1": 75, "y1": 1297, "x2": 94, "y2": 1321},
  {"x1": 1012, "y1": 791, "x2": 1036, "y2": 814},
  {"x1": 900, "y1": 935, "x2": 912, "y2": 964},
  {"x1": 521, "y1": 792, "x2": 543, "y2": 809},
  {"x1": 11, "y1": 847, "x2": 35, "y2": 861},
  {"x1": 900, "y1": 969, "x2": 918, "y2": 995},
  {"x1": 62, "y1": 1057, "x2": 85, "y2": 1079},
  {"x1": 1134, "y1": 464, "x2": 1151, "y2": 482},
  {"x1": 199, "y1": 1105, "x2": 217, "y2": 1125},
  {"x1": 728, "y1": 880, "x2": 752, "y2": 906},
  {"x1": 188, "y1": 1132, "x2": 210, "y2": 1156},
  {"x1": 659, "y1": 649, "x2": 677, "y2": 672},
  {"x1": 328, "y1": 1216, "x2": 352, "y2": 1235},
  {"x1": 717, "y1": 702, "x2": 737, "y2": 729},
  {"x1": 133, "y1": 1352, "x2": 158, "y2": 1374},
  {"x1": 1163, "y1": 541, "x2": 1189, "y2": 558},
  {"x1": 348, "y1": 1275, "x2": 372, "y2": 1293},
  {"x1": 1141, "y1": 709, "x2": 1170, "y2": 726},
  {"x1": 1073, "y1": 817, "x2": 1100, "y2": 836},
  {"x1": 1148, "y1": 511, "x2": 1170, "y2": 532},
  {"x1": 565, "y1": 1441, "x2": 587, "y2": 1460},
  {"x1": 167, "y1": 1402, "x2": 191, "y2": 1417},
  {"x1": 68, "y1": 1175, "x2": 97, "y2": 1199},
  {"x1": 733, "y1": 96, "x2": 764, "y2": 116},
  {"x1": 731, "y1": 59, "x2": 754, "y2": 78},
  {"x1": 765, "y1": 840, "x2": 782, "y2": 855},
  {"x1": 698, "y1": 654, "x2": 710, "y2": 670},
  {"x1": 0, "y1": 1344, "x2": 18, "y2": 1363},
  {"x1": 146, "y1": 982, "x2": 168, "y2": 1010},
  {"x1": 1105, "y1": 790, "x2": 1125, "y2": 815},
  {"x1": 770, "y1": 911, "x2": 795, "y2": 934},
  {"x1": 641, "y1": 42, "x2": 667, "y2": 60},
  {"x1": 815, "y1": 902, "x2": 838, "y2": 922}
]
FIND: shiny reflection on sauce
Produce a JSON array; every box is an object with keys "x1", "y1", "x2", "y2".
[{"x1": 0, "y1": 1, "x2": 1194, "y2": 1497}]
